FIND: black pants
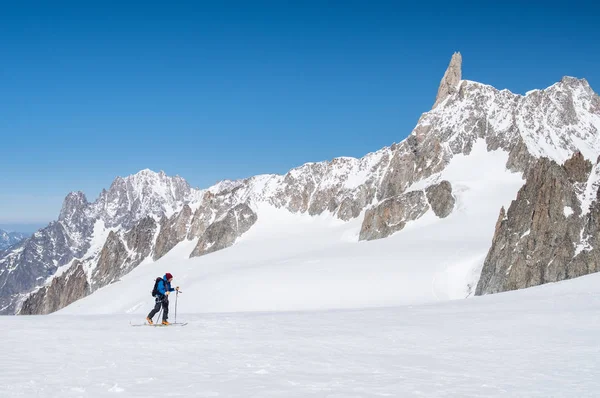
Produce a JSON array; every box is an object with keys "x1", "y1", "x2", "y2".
[{"x1": 148, "y1": 296, "x2": 169, "y2": 321}]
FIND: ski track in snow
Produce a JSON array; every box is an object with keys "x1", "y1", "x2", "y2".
[{"x1": 3, "y1": 273, "x2": 600, "y2": 397}]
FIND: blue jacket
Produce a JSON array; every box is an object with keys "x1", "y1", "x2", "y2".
[{"x1": 157, "y1": 275, "x2": 175, "y2": 296}]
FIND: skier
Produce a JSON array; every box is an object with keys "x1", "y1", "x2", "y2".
[{"x1": 146, "y1": 273, "x2": 179, "y2": 325}]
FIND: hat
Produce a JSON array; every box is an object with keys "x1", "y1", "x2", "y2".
[{"x1": 165, "y1": 273, "x2": 173, "y2": 280}]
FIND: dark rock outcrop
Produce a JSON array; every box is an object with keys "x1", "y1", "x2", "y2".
[
  {"x1": 359, "y1": 191, "x2": 429, "y2": 241},
  {"x1": 20, "y1": 216, "x2": 159, "y2": 313},
  {"x1": 476, "y1": 152, "x2": 597, "y2": 295},
  {"x1": 91, "y1": 231, "x2": 129, "y2": 290},
  {"x1": 125, "y1": 216, "x2": 158, "y2": 264},
  {"x1": 433, "y1": 52, "x2": 462, "y2": 108},
  {"x1": 190, "y1": 204, "x2": 258, "y2": 257},
  {"x1": 0, "y1": 222, "x2": 79, "y2": 314},
  {"x1": 425, "y1": 180, "x2": 455, "y2": 218},
  {"x1": 19, "y1": 260, "x2": 90, "y2": 315},
  {"x1": 154, "y1": 205, "x2": 192, "y2": 260}
]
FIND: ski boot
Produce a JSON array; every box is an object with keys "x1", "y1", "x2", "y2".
[
  {"x1": 162, "y1": 320, "x2": 170, "y2": 326},
  {"x1": 146, "y1": 317, "x2": 153, "y2": 325}
]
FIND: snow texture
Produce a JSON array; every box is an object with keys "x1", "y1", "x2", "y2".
[{"x1": 3, "y1": 272, "x2": 600, "y2": 396}]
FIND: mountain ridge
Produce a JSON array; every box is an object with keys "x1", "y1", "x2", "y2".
[
  {"x1": 4, "y1": 53, "x2": 600, "y2": 314},
  {"x1": 0, "y1": 230, "x2": 28, "y2": 251}
]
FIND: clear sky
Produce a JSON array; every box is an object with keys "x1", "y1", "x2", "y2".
[{"x1": 1, "y1": 0, "x2": 599, "y2": 225}]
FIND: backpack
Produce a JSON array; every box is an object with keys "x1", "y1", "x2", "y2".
[{"x1": 151, "y1": 277, "x2": 163, "y2": 297}]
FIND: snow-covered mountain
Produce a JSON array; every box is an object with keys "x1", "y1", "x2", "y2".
[
  {"x1": 3, "y1": 52, "x2": 600, "y2": 315},
  {"x1": 0, "y1": 230, "x2": 28, "y2": 251},
  {"x1": 0, "y1": 171, "x2": 200, "y2": 314}
]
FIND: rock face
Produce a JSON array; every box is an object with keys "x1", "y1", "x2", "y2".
[
  {"x1": 97, "y1": 170, "x2": 195, "y2": 229},
  {"x1": 359, "y1": 180, "x2": 455, "y2": 240},
  {"x1": 359, "y1": 191, "x2": 429, "y2": 241},
  {"x1": 4, "y1": 53, "x2": 600, "y2": 314},
  {"x1": 91, "y1": 231, "x2": 129, "y2": 290},
  {"x1": 425, "y1": 180, "x2": 455, "y2": 218},
  {"x1": 0, "y1": 222, "x2": 80, "y2": 314},
  {"x1": 154, "y1": 205, "x2": 192, "y2": 260},
  {"x1": 190, "y1": 203, "x2": 258, "y2": 257},
  {"x1": 4, "y1": 171, "x2": 197, "y2": 315},
  {"x1": 187, "y1": 192, "x2": 218, "y2": 239},
  {"x1": 19, "y1": 260, "x2": 89, "y2": 315},
  {"x1": 433, "y1": 52, "x2": 462, "y2": 108},
  {"x1": 125, "y1": 216, "x2": 158, "y2": 264},
  {"x1": 476, "y1": 152, "x2": 598, "y2": 295}
]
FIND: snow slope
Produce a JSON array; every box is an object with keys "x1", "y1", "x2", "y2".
[
  {"x1": 3, "y1": 270, "x2": 600, "y2": 396},
  {"x1": 62, "y1": 141, "x2": 524, "y2": 316}
]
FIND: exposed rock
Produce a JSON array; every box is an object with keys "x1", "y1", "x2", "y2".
[
  {"x1": 283, "y1": 168, "x2": 319, "y2": 214},
  {"x1": 506, "y1": 137, "x2": 535, "y2": 174},
  {"x1": 95, "y1": 170, "x2": 195, "y2": 229},
  {"x1": 190, "y1": 204, "x2": 258, "y2": 257},
  {"x1": 0, "y1": 222, "x2": 77, "y2": 314},
  {"x1": 567, "y1": 189, "x2": 600, "y2": 279},
  {"x1": 425, "y1": 180, "x2": 455, "y2": 218},
  {"x1": 154, "y1": 205, "x2": 192, "y2": 260},
  {"x1": 19, "y1": 260, "x2": 89, "y2": 315},
  {"x1": 91, "y1": 231, "x2": 129, "y2": 290},
  {"x1": 336, "y1": 186, "x2": 373, "y2": 222},
  {"x1": 93, "y1": 217, "x2": 158, "y2": 290},
  {"x1": 476, "y1": 153, "x2": 590, "y2": 295},
  {"x1": 19, "y1": 216, "x2": 159, "y2": 315},
  {"x1": 188, "y1": 192, "x2": 221, "y2": 239},
  {"x1": 5, "y1": 54, "x2": 600, "y2": 315},
  {"x1": 359, "y1": 191, "x2": 429, "y2": 241},
  {"x1": 433, "y1": 52, "x2": 462, "y2": 109},
  {"x1": 125, "y1": 216, "x2": 157, "y2": 264},
  {"x1": 564, "y1": 151, "x2": 592, "y2": 182},
  {"x1": 58, "y1": 191, "x2": 91, "y2": 235}
]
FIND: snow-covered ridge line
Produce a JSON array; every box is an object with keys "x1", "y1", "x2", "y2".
[{"x1": 2, "y1": 53, "x2": 600, "y2": 315}]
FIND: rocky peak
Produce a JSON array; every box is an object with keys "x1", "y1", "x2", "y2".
[
  {"x1": 6, "y1": 53, "x2": 600, "y2": 315},
  {"x1": 58, "y1": 191, "x2": 89, "y2": 222},
  {"x1": 96, "y1": 169, "x2": 199, "y2": 228},
  {"x1": 433, "y1": 52, "x2": 462, "y2": 109},
  {"x1": 559, "y1": 76, "x2": 590, "y2": 89},
  {"x1": 58, "y1": 191, "x2": 93, "y2": 247}
]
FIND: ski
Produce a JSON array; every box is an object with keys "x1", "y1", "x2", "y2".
[{"x1": 130, "y1": 322, "x2": 188, "y2": 327}]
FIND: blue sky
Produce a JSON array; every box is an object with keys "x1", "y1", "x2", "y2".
[{"x1": 1, "y1": 1, "x2": 599, "y2": 225}]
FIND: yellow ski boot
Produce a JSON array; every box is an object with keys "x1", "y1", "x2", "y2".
[
  {"x1": 146, "y1": 317, "x2": 153, "y2": 325},
  {"x1": 162, "y1": 320, "x2": 170, "y2": 326}
]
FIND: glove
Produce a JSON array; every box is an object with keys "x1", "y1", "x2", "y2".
[{"x1": 176, "y1": 286, "x2": 180, "y2": 291}]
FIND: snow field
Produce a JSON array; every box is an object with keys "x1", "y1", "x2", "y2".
[{"x1": 3, "y1": 272, "x2": 600, "y2": 396}]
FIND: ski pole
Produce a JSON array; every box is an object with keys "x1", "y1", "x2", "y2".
[
  {"x1": 156, "y1": 306, "x2": 163, "y2": 324},
  {"x1": 154, "y1": 296, "x2": 163, "y2": 324},
  {"x1": 174, "y1": 290, "x2": 178, "y2": 324}
]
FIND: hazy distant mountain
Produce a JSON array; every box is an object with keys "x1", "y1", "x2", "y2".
[
  {"x1": 0, "y1": 230, "x2": 29, "y2": 251},
  {"x1": 0, "y1": 224, "x2": 47, "y2": 234}
]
